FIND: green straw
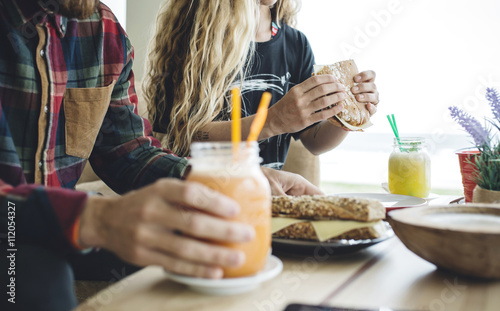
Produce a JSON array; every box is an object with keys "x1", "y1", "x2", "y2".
[
  {"x1": 391, "y1": 114, "x2": 399, "y2": 138},
  {"x1": 387, "y1": 114, "x2": 401, "y2": 145}
]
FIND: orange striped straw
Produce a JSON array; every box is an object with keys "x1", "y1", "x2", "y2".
[
  {"x1": 247, "y1": 92, "x2": 272, "y2": 144},
  {"x1": 231, "y1": 87, "x2": 241, "y2": 157}
]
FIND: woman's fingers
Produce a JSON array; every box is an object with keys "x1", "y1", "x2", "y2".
[
  {"x1": 351, "y1": 82, "x2": 377, "y2": 94},
  {"x1": 297, "y1": 74, "x2": 338, "y2": 93},
  {"x1": 305, "y1": 81, "x2": 345, "y2": 101},
  {"x1": 356, "y1": 92, "x2": 379, "y2": 103},
  {"x1": 366, "y1": 102, "x2": 378, "y2": 116},
  {"x1": 354, "y1": 70, "x2": 376, "y2": 83},
  {"x1": 309, "y1": 104, "x2": 344, "y2": 124},
  {"x1": 309, "y1": 92, "x2": 346, "y2": 113}
]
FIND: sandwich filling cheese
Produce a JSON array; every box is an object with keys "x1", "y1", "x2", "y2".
[
  {"x1": 272, "y1": 195, "x2": 386, "y2": 242},
  {"x1": 313, "y1": 59, "x2": 373, "y2": 131}
]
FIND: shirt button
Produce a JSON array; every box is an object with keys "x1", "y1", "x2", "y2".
[
  {"x1": 40, "y1": 49, "x2": 45, "y2": 58},
  {"x1": 44, "y1": 105, "x2": 48, "y2": 114},
  {"x1": 38, "y1": 161, "x2": 43, "y2": 168}
]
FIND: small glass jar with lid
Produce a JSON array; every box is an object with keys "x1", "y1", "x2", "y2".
[
  {"x1": 388, "y1": 137, "x2": 431, "y2": 198},
  {"x1": 186, "y1": 142, "x2": 271, "y2": 278}
]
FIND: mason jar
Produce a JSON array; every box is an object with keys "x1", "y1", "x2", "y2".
[
  {"x1": 186, "y1": 142, "x2": 271, "y2": 278},
  {"x1": 388, "y1": 137, "x2": 431, "y2": 198}
]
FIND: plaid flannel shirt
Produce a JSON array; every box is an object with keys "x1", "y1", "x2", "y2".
[{"x1": 0, "y1": 0, "x2": 188, "y2": 252}]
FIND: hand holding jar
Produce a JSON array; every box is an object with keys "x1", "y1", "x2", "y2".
[{"x1": 187, "y1": 142, "x2": 271, "y2": 278}]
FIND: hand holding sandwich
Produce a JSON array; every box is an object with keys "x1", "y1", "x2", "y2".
[
  {"x1": 264, "y1": 74, "x2": 348, "y2": 137},
  {"x1": 351, "y1": 70, "x2": 379, "y2": 116},
  {"x1": 300, "y1": 61, "x2": 379, "y2": 154}
]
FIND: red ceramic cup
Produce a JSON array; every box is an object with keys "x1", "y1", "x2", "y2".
[{"x1": 456, "y1": 148, "x2": 480, "y2": 203}]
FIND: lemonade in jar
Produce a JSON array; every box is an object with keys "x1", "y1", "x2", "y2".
[
  {"x1": 186, "y1": 142, "x2": 271, "y2": 278},
  {"x1": 388, "y1": 137, "x2": 431, "y2": 198}
]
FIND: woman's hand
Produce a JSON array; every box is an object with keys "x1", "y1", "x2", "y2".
[
  {"x1": 351, "y1": 70, "x2": 379, "y2": 116},
  {"x1": 261, "y1": 167, "x2": 323, "y2": 196},
  {"x1": 263, "y1": 75, "x2": 347, "y2": 138}
]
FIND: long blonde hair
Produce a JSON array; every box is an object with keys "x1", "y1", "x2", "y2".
[
  {"x1": 144, "y1": 0, "x2": 258, "y2": 156},
  {"x1": 272, "y1": 0, "x2": 301, "y2": 27}
]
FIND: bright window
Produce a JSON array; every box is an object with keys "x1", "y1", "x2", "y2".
[{"x1": 296, "y1": 0, "x2": 500, "y2": 193}]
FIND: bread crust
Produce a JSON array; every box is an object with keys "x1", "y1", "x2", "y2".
[
  {"x1": 273, "y1": 222, "x2": 384, "y2": 241},
  {"x1": 313, "y1": 60, "x2": 371, "y2": 131},
  {"x1": 272, "y1": 195, "x2": 385, "y2": 222}
]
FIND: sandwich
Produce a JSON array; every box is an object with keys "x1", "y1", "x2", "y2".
[
  {"x1": 272, "y1": 195, "x2": 386, "y2": 242},
  {"x1": 313, "y1": 59, "x2": 372, "y2": 131}
]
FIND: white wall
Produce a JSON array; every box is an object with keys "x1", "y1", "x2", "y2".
[
  {"x1": 101, "y1": 0, "x2": 163, "y2": 83},
  {"x1": 125, "y1": 0, "x2": 164, "y2": 83}
]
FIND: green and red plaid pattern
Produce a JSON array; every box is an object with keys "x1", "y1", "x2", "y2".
[{"x1": 0, "y1": 0, "x2": 187, "y2": 252}]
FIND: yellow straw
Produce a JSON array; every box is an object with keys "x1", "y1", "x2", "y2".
[
  {"x1": 247, "y1": 92, "x2": 272, "y2": 144},
  {"x1": 231, "y1": 88, "x2": 241, "y2": 156}
]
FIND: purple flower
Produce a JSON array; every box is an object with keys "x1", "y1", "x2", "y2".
[
  {"x1": 449, "y1": 106, "x2": 490, "y2": 148},
  {"x1": 486, "y1": 88, "x2": 500, "y2": 122}
]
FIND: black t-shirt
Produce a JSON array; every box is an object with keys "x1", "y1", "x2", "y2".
[
  {"x1": 154, "y1": 24, "x2": 316, "y2": 169},
  {"x1": 236, "y1": 23, "x2": 315, "y2": 169}
]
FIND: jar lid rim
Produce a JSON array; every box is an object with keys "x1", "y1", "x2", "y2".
[{"x1": 393, "y1": 137, "x2": 426, "y2": 142}]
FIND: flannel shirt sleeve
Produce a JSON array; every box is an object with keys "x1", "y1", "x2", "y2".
[
  {"x1": 0, "y1": 179, "x2": 88, "y2": 253},
  {"x1": 88, "y1": 26, "x2": 188, "y2": 195}
]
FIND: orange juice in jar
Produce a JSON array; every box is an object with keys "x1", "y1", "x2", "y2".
[
  {"x1": 388, "y1": 137, "x2": 431, "y2": 198},
  {"x1": 186, "y1": 142, "x2": 271, "y2": 278}
]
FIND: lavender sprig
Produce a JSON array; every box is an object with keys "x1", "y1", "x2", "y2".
[
  {"x1": 449, "y1": 106, "x2": 490, "y2": 149},
  {"x1": 486, "y1": 87, "x2": 500, "y2": 123}
]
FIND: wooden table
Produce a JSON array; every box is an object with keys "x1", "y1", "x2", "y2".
[{"x1": 75, "y1": 197, "x2": 500, "y2": 311}]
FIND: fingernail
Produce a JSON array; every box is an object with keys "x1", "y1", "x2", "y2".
[
  {"x1": 352, "y1": 86, "x2": 359, "y2": 92},
  {"x1": 354, "y1": 75, "x2": 361, "y2": 82}
]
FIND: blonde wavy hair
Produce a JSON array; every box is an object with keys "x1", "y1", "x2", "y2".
[
  {"x1": 143, "y1": 0, "x2": 259, "y2": 156},
  {"x1": 272, "y1": 0, "x2": 301, "y2": 27}
]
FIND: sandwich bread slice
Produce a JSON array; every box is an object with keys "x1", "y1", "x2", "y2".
[
  {"x1": 313, "y1": 59, "x2": 372, "y2": 131},
  {"x1": 272, "y1": 195, "x2": 386, "y2": 242}
]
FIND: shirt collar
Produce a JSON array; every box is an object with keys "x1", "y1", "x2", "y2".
[{"x1": 1, "y1": 0, "x2": 67, "y2": 38}]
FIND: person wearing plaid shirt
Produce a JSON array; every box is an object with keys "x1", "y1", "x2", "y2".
[{"x1": 0, "y1": 0, "x2": 322, "y2": 310}]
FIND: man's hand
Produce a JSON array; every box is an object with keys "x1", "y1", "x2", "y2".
[
  {"x1": 351, "y1": 70, "x2": 379, "y2": 116},
  {"x1": 261, "y1": 167, "x2": 323, "y2": 196},
  {"x1": 79, "y1": 179, "x2": 255, "y2": 279},
  {"x1": 264, "y1": 75, "x2": 347, "y2": 138}
]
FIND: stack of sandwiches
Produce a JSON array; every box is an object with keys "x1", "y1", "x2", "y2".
[{"x1": 272, "y1": 195, "x2": 387, "y2": 242}]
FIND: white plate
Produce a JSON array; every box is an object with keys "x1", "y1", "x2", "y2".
[
  {"x1": 335, "y1": 193, "x2": 427, "y2": 212},
  {"x1": 164, "y1": 255, "x2": 283, "y2": 295}
]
